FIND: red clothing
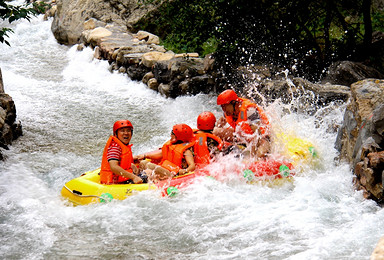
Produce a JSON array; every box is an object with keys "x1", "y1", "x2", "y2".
[
  {"x1": 225, "y1": 97, "x2": 270, "y2": 136},
  {"x1": 100, "y1": 136, "x2": 133, "y2": 184},
  {"x1": 160, "y1": 140, "x2": 195, "y2": 174},
  {"x1": 193, "y1": 130, "x2": 223, "y2": 168},
  {"x1": 106, "y1": 140, "x2": 122, "y2": 161}
]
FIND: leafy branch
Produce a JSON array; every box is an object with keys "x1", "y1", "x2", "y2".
[{"x1": 0, "y1": 0, "x2": 48, "y2": 46}]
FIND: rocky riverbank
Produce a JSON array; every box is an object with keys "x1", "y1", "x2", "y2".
[
  {"x1": 78, "y1": 22, "x2": 218, "y2": 98},
  {"x1": 0, "y1": 69, "x2": 23, "y2": 160},
  {"x1": 336, "y1": 79, "x2": 384, "y2": 203}
]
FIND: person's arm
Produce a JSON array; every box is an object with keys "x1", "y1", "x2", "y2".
[
  {"x1": 178, "y1": 149, "x2": 195, "y2": 175},
  {"x1": 213, "y1": 126, "x2": 235, "y2": 142},
  {"x1": 247, "y1": 107, "x2": 263, "y2": 134},
  {"x1": 108, "y1": 160, "x2": 143, "y2": 184},
  {"x1": 207, "y1": 138, "x2": 221, "y2": 155},
  {"x1": 135, "y1": 148, "x2": 163, "y2": 161},
  {"x1": 216, "y1": 116, "x2": 227, "y2": 128}
]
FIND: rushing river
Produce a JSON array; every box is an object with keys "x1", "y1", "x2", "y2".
[{"x1": 1, "y1": 15, "x2": 384, "y2": 260}]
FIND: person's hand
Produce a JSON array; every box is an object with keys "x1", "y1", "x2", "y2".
[
  {"x1": 216, "y1": 116, "x2": 227, "y2": 128},
  {"x1": 178, "y1": 169, "x2": 187, "y2": 175},
  {"x1": 133, "y1": 175, "x2": 143, "y2": 184},
  {"x1": 134, "y1": 154, "x2": 146, "y2": 161}
]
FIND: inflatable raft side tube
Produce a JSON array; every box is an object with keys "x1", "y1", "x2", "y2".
[{"x1": 61, "y1": 169, "x2": 154, "y2": 205}]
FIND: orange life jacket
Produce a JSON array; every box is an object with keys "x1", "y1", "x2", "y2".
[
  {"x1": 225, "y1": 97, "x2": 270, "y2": 135},
  {"x1": 160, "y1": 140, "x2": 195, "y2": 174},
  {"x1": 100, "y1": 136, "x2": 133, "y2": 184},
  {"x1": 193, "y1": 130, "x2": 223, "y2": 167}
]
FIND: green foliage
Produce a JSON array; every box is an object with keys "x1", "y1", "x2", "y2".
[
  {"x1": 372, "y1": 11, "x2": 384, "y2": 32},
  {"x1": 201, "y1": 37, "x2": 219, "y2": 57},
  {"x1": 0, "y1": 27, "x2": 12, "y2": 46},
  {"x1": 32, "y1": 1, "x2": 50, "y2": 14},
  {"x1": 135, "y1": 0, "x2": 221, "y2": 56},
  {"x1": 212, "y1": 0, "x2": 384, "y2": 81},
  {"x1": 137, "y1": 0, "x2": 384, "y2": 81},
  {"x1": 0, "y1": 0, "x2": 48, "y2": 46}
]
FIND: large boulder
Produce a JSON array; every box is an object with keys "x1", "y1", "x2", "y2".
[
  {"x1": 372, "y1": 236, "x2": 384, "y2": 260},
  {"x1": 0, "y1": 93, "x2": 23, "y2": 160},
  {"x1": 335, "y1": 79, "x2": 384, "y2": 202},
  {"x1": 144, "y1": 55, "x2": 214, "y2": 97},
  {"x1": 0, "y1": 69, "x2": 23, "y2": 160},
  {"x1": 51, "y1": 0, "x2": 161, "y2": 45},
  {"x1": 243, "y1": 76, "x2": 351, "y2": 114},
  {"x1": 322, "y1": 61, "x2": 384, "y2": 87}
]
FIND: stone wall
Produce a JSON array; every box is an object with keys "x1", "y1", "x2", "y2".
[{"x1": 74, "y1": 21, "x2": 220, "y2": 98}]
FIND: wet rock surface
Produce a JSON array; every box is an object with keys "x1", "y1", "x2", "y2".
[
  {"x1": 0, "y1": 69, "x2": 23, "y2": 160},
  {"x1": 336, "y1": 79, "x2": 384, "y2": 203}
]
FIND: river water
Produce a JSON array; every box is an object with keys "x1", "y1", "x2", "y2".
[{"x1": 1, "y1": 15, "x2": 384, "y2": 260}]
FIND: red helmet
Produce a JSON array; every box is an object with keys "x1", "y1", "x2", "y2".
[
  {"x1": 172, "y1": 124, "x2": 194, "y2": 142},
  {"x1": 113, "y1": 120, "x2": 133, "y2": 134},
  {"x1": 197, "y1": 111, "x2": 216, "y2": 131},
  {"x1": 217, "y1": 89, "x2": 238, "y2": 105}
]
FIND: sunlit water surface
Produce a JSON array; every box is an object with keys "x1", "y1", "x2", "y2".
[{"x1": 1, "y1": 16, "x2": 384, "y2": 260}]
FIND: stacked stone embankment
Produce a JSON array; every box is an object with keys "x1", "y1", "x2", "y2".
[{"x1": 77, "y1": 20, "x2": 218, "y2": 98}]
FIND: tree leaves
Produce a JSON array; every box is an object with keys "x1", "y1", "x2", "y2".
[
  {"x1": 0, "y1": 0, "x2": 43, "y2": 46},
  {"x1": 0, "y1": 28, "x2": 13, "y2": 46}
]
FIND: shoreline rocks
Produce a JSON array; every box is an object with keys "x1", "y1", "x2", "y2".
[
  {"x1": 50, "y1": 0, "x2": 161, "y2": 45},
  {"x1": 336, "y1": 79, "x2": 384, "y2": 203},
  {"x1": 0, "y1": 69, "x2": 23, "y2": 160},
  {"x1": 77, "y1": 22, "x2": 219, "y2": 98},
  {"x1": 71, "y1": 21, "x2": 355, "y2": 103}
]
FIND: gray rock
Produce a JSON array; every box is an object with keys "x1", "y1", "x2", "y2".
[
  {"x1": 322, "y1": 61, "x2": 384, "y2": 86},
  {"x1": 336, "y1": 79, "x2": 384, "y2": 202},
  {"x1": 0, "y1": 93, "x2": 23, "y2": 160},
  {"x1": 51, "y1": 0, "x2": 161, "y2": 45}
]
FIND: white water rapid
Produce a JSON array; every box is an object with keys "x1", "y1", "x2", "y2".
[{"x1": 1, "y1": 15, "x2": 384, "y2": 260}]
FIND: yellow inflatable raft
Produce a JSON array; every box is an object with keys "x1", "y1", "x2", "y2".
[
  {"x1": 61, "y1": 169, "x2": 156, "y2": 206},
  {"x1": 275, "y1": 132, "x2": 318, "y2": 165}
]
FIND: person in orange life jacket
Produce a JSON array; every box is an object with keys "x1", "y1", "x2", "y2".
[
  {"x1": 100, "y1": 120, "x2": 146, "y2": 184},
  {"x1": 193, "y1": 111, "x2": 223, "y2": 167},
  {"x1": 213, "y1": 89, "x2": 271, "y2": 159},
  {"x1": 136, "y1": 124, "x2": 196, "y2": 180}
]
